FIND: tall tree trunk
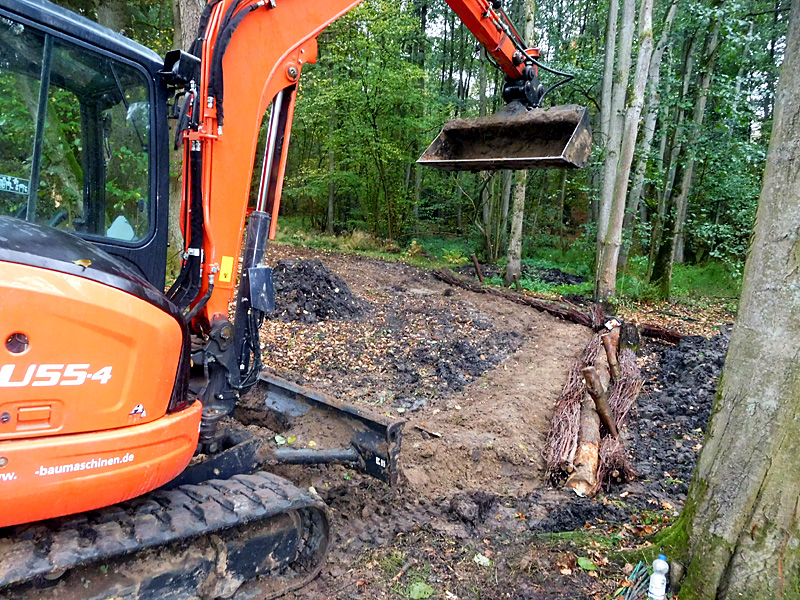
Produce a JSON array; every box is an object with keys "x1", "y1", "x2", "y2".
[
  {"x1": 591, "y1": 0, "x2": 619, "y2": 223},
  {"x1": 504, "y1": 0, "x2": 534, "y2": 284},
  {"x1": 557, "y1": 169, "x2": 567, "y2": 251},
  {"x1": 412, "y1": 1, "x2": 426, "y2": 231},
  {"x1": 662, "y1": 34, "x2": 698, "y2": 210},
  {"x1": 594, "y1": 0, "x2": 636, "y2": 299},
  {"x1": 673, "y1": 17, "x2": 721, "y2": 265},
  {"x1": 595, "y1": 0, "x2": 654, "y2": 299},
  {"x1": 501, "y1": 169, "x2": 512, "y2": 248},
  {"x1": 618, "y1": 0, "x2": 678, "y2": 269},
  {"x1": 670, "y1": 8, "x2": 800, "y2": 597},
  {"x1": 327, "y1": 101, "x2": 336, "y2": 235},
  {"x1": 504, "y1": 170, "x2": 526, "y2": 286},
  {"x1": 598, "y1": 0, "x2": 619, "y2": 145}
]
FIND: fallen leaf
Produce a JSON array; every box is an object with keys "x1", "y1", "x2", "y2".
[
  {"x1": 577, "y1": 557, "x2": 597, "y2": 571},
  {"x1": 408, "y1": 582, "x2": 434, "y2": 599},
  {"x1": 308, "y1": 440, "x2": 317, "y2": 447},
  {"x1": 473, "y1": 553, "x2": 492, "y2": 567},
  {"x1": 274, "y1": 435, "x2": 287, "y2": 445}
]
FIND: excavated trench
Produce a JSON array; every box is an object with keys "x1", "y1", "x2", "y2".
[{"x1": 253, "y1": 249, "x2": 729, "y2": 599}]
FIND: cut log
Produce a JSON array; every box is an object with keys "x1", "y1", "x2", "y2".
[
  {"x1": 565, "y1": 395, "x2": 601, "y2": 496},
  {"x1": 583, "y1": 366, "x2": 618, "y2": 437},
  {"x1": 470, "y1": 254, "x2": 485, "y2": 284},
  {"x1": 640, "y1": 323, "x2": 682, "y2": 344},
  {"x1": 602, "y1": 334, "x2": 621, "y2": 381}
]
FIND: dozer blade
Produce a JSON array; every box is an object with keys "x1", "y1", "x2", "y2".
[
  {"x1": 165, "y1": 374, "x2": 404, "y2": 489},
  {"x1": 418, "y1": 102, "x2": 592, "y2": 171}
]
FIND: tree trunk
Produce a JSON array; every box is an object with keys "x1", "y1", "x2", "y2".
[
  {"x1": 504, "y1": 169, "x2": 526, "y2": 286},
  {"x1": 596, "y1": 0, "x2": 653, "y2": 299},
  {"x1": 594, "y1": 0, "x2": 636, "y2": 299},
  {"x1": 598, "y1": 0, "x2": 619, "y2": 145},
  {"x1": 504, "y1": 0, "x2": 534, "y2": 283},
  {"x1": 661, "y1": 34, "x2": 698, "y2": 211},
  {"x1": 557, "y1": 169, "x2": 567, "y2": 251},
  {"x1": 672, "y1": 17, "x2": 721, "y2": 265},
  {"x1": 618, "y1": 0, "x2": 677, "y2": 269},
  {"x1": 592, "y1": 0, "x2": 619, "y2": 228},
  {"x1": 501, "y1": 168, "x2": 513, "y2": 247},
  {"x1": 669, "y1": 7, "x2": 800, "y2": 597},
  {"x1": 651, "y1": 9, "x2": 722, "y2": 298},
  {"x1": 327, "y1": 102, "x2": 336, "y2": 235}
]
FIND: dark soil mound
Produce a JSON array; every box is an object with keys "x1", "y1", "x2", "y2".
[
  {"x1": 628, "y1": 327, "x2": 730, "y2": 502},
  {"x1": 455, "y1": 263, "x2": 586, "y2": 286},
  {"x1": 269, "y1": 259, "x2": 367, "y2": 324},
  {"x1": 537, "y1": 267, "x2": 586, "y2": 286}
]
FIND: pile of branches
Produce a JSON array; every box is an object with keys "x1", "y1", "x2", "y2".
[
  {"x1": 543, "y1": 333, "x2": 602, "y2": 473},
  {"x1": 544, "y1": 323, "x2": 643, "y2": 495}
]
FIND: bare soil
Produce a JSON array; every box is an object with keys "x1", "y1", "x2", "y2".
[
  {"x1": 239, "y1": 245, "x2": 725, "y2": 600},
  {"x1": 259, "y1": 245, "x2": 622, "y2": 599}
]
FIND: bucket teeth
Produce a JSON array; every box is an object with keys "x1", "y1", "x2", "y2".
[{"x1": 418, "y1": 102, "x2": 592, "y2": 171}]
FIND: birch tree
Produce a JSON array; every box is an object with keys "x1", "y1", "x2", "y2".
[
  {"x1": 617, "y1": 0, "x2": 678, "y2": 269},
  {"x1": 504, "y1": 0, "x2": 534, "y2": 286},
  {"x1": 595, "y1": 0, "x2": 654, "y2": 299},
  {"x1": 594, "y1": 0, "x2": 636, "y2": 299}
]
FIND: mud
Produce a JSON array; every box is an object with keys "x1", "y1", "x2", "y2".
[{"x1": 628, "y1": 328, "x2": 729, "y2": 502}]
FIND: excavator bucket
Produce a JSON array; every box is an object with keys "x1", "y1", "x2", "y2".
[{"x1": 418, "y1": 102, "x2": 592, "y2": 171}]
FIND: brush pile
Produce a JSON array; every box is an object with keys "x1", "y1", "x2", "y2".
[{"x1": 544, "y1": 321, "x2": 643, "y2": 495}]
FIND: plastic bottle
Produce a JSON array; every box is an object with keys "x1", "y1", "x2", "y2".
[{"x1": 648, "y1": 554, "x2": 670, "y2": 600}]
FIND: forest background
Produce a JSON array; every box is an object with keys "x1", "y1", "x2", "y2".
[{"x1": 53, "y1": 0, "x2": 789, "y2": 305}]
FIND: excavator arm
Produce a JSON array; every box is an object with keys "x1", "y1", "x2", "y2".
[
  {"x1": 160, "y1": 0, "x2": 590, "y2": 447},
  {"x1": 173, "y1": 0, "x2": 577, "y2": 321},
  {"x1": 0, "y1": 1, "x2": 590, "y2": 596}
]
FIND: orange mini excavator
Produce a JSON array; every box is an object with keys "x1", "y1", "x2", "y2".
[{"x1": 0, "y1": 0, "x2": 590, "y2": 597}]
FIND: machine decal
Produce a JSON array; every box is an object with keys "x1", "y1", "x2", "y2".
[
  {"x1": 219, "y1": 255, "x2": 234, "y2": 283},
  {"x1": 0, "y1": 472, "x2": 17, "y2": 482},
  {"x1": 0, "y1": 364, "x2": 113, "y2": 387},
  {"x1": 35, "y1": 453, "x2": 135, "y2": 477},
  {"x1": 0, "y1": 174, "x2": 29, "y2": 195},
  {"x1": 129, "y1": 404, "x2": 147, "y2": 418}
]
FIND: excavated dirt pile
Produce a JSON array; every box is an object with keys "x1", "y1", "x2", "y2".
[
  {"x1": 269, "y1": 259, "x2": 368, "y2": 323},
  {"x1": 629, "y1": 327, "x2": 730, "y2": 501}
]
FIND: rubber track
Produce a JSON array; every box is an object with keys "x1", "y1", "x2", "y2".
[{"x1": 0, "y1": 471, "x2": 325, "y2": 590}]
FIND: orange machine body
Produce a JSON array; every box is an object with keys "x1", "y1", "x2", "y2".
[{"x1": 0, "y1": 259, "x2": 201, "y2": 527}]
